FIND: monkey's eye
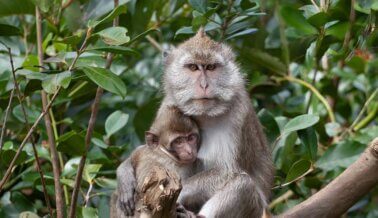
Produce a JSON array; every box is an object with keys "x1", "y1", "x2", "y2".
[
  {"x1": 187, "y1": 64, "x2": 199, "y2": 71},
  {"x1": 206, "y1": 64, "x2": 216, "y2": 71},
  {"x1": 172, "y1": 137, "x2": 185, "y2": 147},
  {"x1": 187, "y1": 134, "x2": 198, "y2": 145}
]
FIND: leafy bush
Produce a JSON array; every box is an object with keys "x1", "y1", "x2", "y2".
[{"x1": 0, "y1": 0, "x2": 377, "y2": 217}]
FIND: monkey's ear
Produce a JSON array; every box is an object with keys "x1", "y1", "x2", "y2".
[
  {"x1": 145, "y1": 131, "x2": 159, "y2": 147},
  {"x1": 162, "y1": 47, "x2": 174, "y2": 65}
]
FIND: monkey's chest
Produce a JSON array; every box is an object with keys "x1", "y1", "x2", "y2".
[{"x1": 197, "y1": 125, "x2": 237, "y2": 171}]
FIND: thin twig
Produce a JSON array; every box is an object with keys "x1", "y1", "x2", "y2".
[
  {"x1": 36, "y1": 7, "x2": 65, "y2": 218},
  {"x1": 273, "y1": 166, "x2": 314, "y2": 189},
  {"x1": 282, "y1": 76, "x2": 336, "y2": 122},
  {"x1": 62, "y1": 0, "x2": 75, "y2": 9},
  {"x1": 146, "y1": 35, "x2": 162, "y2": 52},
  {"x1": 0, "y1": 89, "x2": 15, "y2": 153},
  {"x1": 7, "y1": 44, "x2": 53, "y2": 217},
  {"x1": 341, "y1": 88, "x2": 378, "y2": 137},
  {"x1": 0, "y1": 1, "x2": 89, "y2": 198},
  {"x1": 68, "y1": 0, "x2": 119, "y2": 216},
  {"x1": 269, "y1": 190, "x2": 294, "y2": 209},
  {"x1": 0, "y1": 87, "x2": 61, "y2": 191},
  {"x1": 84, "y1": 182, "x2": 94, "y2": 207}
]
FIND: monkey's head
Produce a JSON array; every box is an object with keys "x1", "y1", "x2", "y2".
[
  {"x1": 163, "y1": 28, "x2": 245, "y2": 117},
  {"x1": 146, "y1": 106, "x2": 200, "y2": 164}
]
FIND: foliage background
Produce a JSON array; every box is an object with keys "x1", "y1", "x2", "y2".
[{"x1": 0, "y1": 0, "x2": 377, "y2": 217}]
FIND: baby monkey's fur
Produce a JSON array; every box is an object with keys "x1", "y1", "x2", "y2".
[{"x1": 111, "y1": 106, "x2": 200, "y2": 218}]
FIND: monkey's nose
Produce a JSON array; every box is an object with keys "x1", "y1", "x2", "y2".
[{"x1": 200, "y1": 80, "x2": 209, "y2": 90}]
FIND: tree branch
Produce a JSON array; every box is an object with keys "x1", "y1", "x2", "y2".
[
  {"x1": 7, "y1": 43, "x2": 53, "y2": 217},
  {"x1": 277, "y1": 137, "x2": 378, "y2": 218},
  {"x1": 36, "y1": 7, "x2": 64, "y2": 218},
  {"x1": 68, "y1": 1, "x2": 119, "y2": 216}
]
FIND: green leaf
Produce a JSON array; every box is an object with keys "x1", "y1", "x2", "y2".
[
  {"x1": 92, "y1": 138, "x2": 109, "y2": 149},
  {"x1": 0, "y1": 0, "x2": 34, "y2": 17},
  {"x1": 285, "y1": 159, "x2": 312, "y2": 183},
  {"x1": 94, "y1": 177, "x2": 117, "y2": 189},
  {"x1": 57, "y1": 131, "x2": 85, "y2": 156},
  {"x1": 189, "y1": 0, "x2": 207, "y2": 13},
  {"x1": 13, "y1": 104, "x2": 40, "y2": 123},
  {"x1": 0, "y1": 23, "x2": 21, "y2": 36},
  {"x1": 42, "y1": 71, "x2": 72, "y2": 94},
  {"x1": 192, "y1": 15, "x2": 207, "y2": 29},
  {"x1": 88, "y1": 5, "x2": 127, "y2": 28},
  {"x1": 283, "y1": 114, "x2": 319, "y2": 134},
  {"x1": 226, "y1": 28, "x2": 258, "y2": 40},
  {"x1": 325, "y1": 22, "x2": 348, "y2": 40},
  {"x1": 307, "y1": 12, "x2": 329, "y2": 28},
  {"x1": 96, "y1": 27, "x2": 130, "y2": 45},
  {"x1": 280, "y1": 6, "x2": 317, "y2": 35},
  {"x1": 175, "y1": 26, "x2": 194, "y2": 36},
  {"x1": 84, "y1": 164, "x2": 102, "y2": 183},
  {"x1": 81, "y1": 66, "x2": 127, "y2": 98},
  {"x1": 62, "y1": 157, "x2": 81, "y2": 177},
  {"x1": 86, "y1": 46, "x2": 140, "y2": 56},
  {"x1": 0, "y1": 149, "x2": 28, "y2": 166},
  {"x1": 82, "y1": 207, "x2": 98, "y2": 218},
  {"x1": 298, "y1": 127, "x2": 318, "y2": 161},
  {"x1": 325, "y1": 122, "x2": 341, "y2": 137},
  {"x1": 128, "y1": 28, "x2": 158, "y2": 45},
  {"x1": 241, "y1": 49, "x2": 287, "y2": 75},
  {"x1": 258, "y1": 109, "x2": 281, "y2": 145},
  {"x1": 316, "y1": 140, "x2": 365, "y2": 171},
  {"x1": 57, "y1": 35, "x2": 82, "y2": 46},
  {"x1": 105, "y1": 110, "x2": 129, "y2": 138}
]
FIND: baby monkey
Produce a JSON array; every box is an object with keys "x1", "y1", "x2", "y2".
[{"x1": 111, "y1": 106, "x2": 200, "y2": 218}]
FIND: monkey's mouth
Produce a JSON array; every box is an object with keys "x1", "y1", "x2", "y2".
[{"x1": 192, "y1": 98, "x2": 216, "y2": 103}]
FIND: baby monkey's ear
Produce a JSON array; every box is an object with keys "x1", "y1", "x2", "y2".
[{"x1": 145, "y1": 131, "x2": 159, "y2": 147}]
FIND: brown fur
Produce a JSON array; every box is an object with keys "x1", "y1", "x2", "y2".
[{"x1": 113, "y1": 107, "x2": 199, "y2": 217}]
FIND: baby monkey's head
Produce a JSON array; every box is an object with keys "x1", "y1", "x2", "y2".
[{"x1": 145, "y1": 106, "x2": 200, "y2": 164}]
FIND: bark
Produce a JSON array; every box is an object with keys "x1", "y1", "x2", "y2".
[
  {"x1": 137, "y1": 166, "x2": 182, "y2": 218},
  {"x1": 278, "y1": 137, "x2": 378, "y2": 218}
]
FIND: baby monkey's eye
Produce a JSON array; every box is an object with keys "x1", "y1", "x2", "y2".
[
  {"x1": 187, "y1": 134, "x2": 198, "y2": 144},
  {"x1": 187, "y1": 64, "x2": 199, "y2": 71},
  {"x1": 206, "y1": 64, "x2": 216, "y2": 71}
]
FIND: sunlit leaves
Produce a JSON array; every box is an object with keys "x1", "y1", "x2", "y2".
[
  {"x1": 81, "y1": 66, "x2": 126, "y2": 98},
  {"x1": 283, "y1": 114, "x2": 320, "y2": 135},
  {"x1": 86, "y1": 46, "x2": 139, "y2": 56},
  {"x1": 317, "y1": 141, "x2": 365, "y2": 171},
  {"x1": 280, "y1": 6, "x2": 317, "y2": 35},
  {"x1": 105, "y1": 110, "x2": 129, "y2": 138},
  {"x1": 189, "y1": 0, "x2": 208, "y2": 13},
  {"x1": 42, "y1": 71, "x2": 72, "y2": 94},
  {"x1": 96, "y1": 27, "x2": 130, "y2": 45},
  {"x1": 285, "y1": 159, "x2": 312, "y2": 183},
  {"x1": 88, "y1": 4, "x2": 127, "y2": 28}
]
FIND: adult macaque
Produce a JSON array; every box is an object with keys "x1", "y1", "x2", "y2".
[
  {"x1": 112, "y1": 106, "x2": 200, "y2": 217},
  {"x1": 117, "y1": 28, "x2": 274, "y2": 217}
]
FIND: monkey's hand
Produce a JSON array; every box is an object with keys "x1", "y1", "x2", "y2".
[
  {"x1": 117, "y1": 177, "x2": 137, "y2": 216},
  {"x1": 176, "y1": 203, "x2": 205, "y2": 218},
  {"x1": 117, "y1": 156, "x2": 138, "y2": 216}
]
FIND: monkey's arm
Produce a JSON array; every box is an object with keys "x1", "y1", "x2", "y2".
[
  {"x1": 116, "y1": 146, "x2": 146, "y2": 215},
  {"x1": 180, "y1": 169, "x2": 266, "y2": 217},
  {"x1": 116, "y1": 157, "x2": 136, "y2": 215},
  {"x1": 178, "y1": 168, "x2": 225, "y2": 211}
]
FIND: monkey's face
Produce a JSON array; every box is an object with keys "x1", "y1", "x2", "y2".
[
  {"x1": 169, "y1": 133, "x2": 199, "y2": 164},
  {"x1": 164, "y1": 45, "x2": 244, "y2": 117}
]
